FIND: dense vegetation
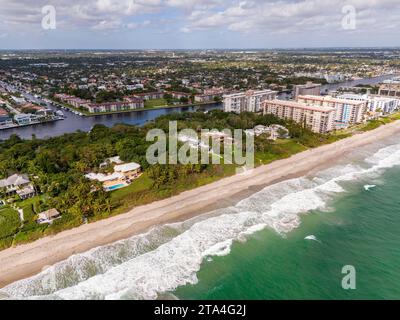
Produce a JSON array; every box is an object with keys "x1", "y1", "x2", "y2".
[{"x1": 0, "y1": 110, "x2": 347, "y2": 249}]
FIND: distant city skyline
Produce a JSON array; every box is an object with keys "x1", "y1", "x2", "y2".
[{"x1": 0, "y1": 0, "x2": 399, "y2": 49}]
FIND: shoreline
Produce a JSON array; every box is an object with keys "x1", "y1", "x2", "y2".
[
  {"x1": 1, "y1": 120, "x2": 400, "y2": 288},
  {"x1": 0, "y1": 117, "x2": 64, "y2": 131},
  {"x1": 53, "y1": 100, "x2": 219, "y2": 117}
]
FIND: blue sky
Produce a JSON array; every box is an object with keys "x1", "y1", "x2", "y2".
[{"x1": 0, "y1": 0, "x2": 399, "y2": 49}]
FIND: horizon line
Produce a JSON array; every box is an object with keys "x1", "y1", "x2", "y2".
[{"x1": 1, "y1": 46, "x2": 400, "y2": 51}]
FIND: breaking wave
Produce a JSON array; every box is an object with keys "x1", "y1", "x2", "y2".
[{"x1": 2, "y1": 142, "x2": 400, "y2": 300}]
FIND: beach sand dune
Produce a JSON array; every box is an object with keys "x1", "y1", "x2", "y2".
[{"x1": 1, "y1": 121, "x2": 400, "y2": 288}]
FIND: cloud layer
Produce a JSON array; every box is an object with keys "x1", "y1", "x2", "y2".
[{"x1": 0, "y1": 0, "x2": 399, "y2": 48}]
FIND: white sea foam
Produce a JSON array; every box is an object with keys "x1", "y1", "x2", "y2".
[
  {"x1": 364, "y1": 185, "x2": 376, "y2": 191},
  {"x1": 304, "y1": 235, "x2": 320, "y2": 242},
  {"x1": 202, "y1": 239, "x2": 233, "y2": 257},
  {"x1": 2, "y1": 142, "x2": 400, "y2": 300}
]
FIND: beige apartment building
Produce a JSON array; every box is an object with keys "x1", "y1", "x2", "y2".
[
  {"x1": 297, "y1": 95, "x2": 367, "y2": 125},
  {"x1": 293, "y1": 82, "x2": 322, "y2": 99},
  {"x1": 378, "y1": 80, "x2": 400, "y2": 98},
  {"x1": 263, "y1": 100, "x2": 335, "y2": 134}
]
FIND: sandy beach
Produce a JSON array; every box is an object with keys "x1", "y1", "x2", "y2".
[{"x1": 1, "y1": 120, "x2": 400, "y2": 288}]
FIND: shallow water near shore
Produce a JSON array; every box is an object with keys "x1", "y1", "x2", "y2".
[
  {"x1": 175, "y1": 167, "x2": 400, "y2": 299},
  {"x1": 2, "y1": 134, "x2": 400, "y2": 300}
]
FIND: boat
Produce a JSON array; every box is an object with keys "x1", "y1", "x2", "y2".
[{"x1": 55, "y1": 110, "x2": 65, "y2": 118}]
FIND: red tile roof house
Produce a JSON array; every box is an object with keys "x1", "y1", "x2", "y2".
[{"x1": 20, "y1": 103, "x2": 45, "y2": 113}]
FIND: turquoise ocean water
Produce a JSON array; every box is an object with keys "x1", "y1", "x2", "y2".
[
  {"x1": 175, "y1": 167, "x2": 400, "y2": 299},
  {"x1": 1, "y1": 135, "x2": 400, "y2": 300}
]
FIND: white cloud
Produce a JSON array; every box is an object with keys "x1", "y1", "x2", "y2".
[
  {"x1": 180, "y1": 0, "x2": 400, "y2": 35},
  {"x1": 166, "y1": 0, "x2": 221, "y2": 10},
  {"x1": 180, "y1": 26, "x2": 191, "y2": 33},
  {"x1": 92, "y1": 19, "x2": 121, "y2": 30},
  {"x1": 0, "y1": 0, "x2": 399, "y2": 45}
]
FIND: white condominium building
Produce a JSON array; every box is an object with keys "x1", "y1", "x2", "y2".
[
  {"x1": 263, "y1": 100, "x2": 335, "y2": 134},
  {"x1": 337, "y1": 93, "x2": 400, "y2": 114},
  {"x1": 297, "y1": 95, "x2": 367, "y2": 125},
  {"x1": 369, "y1": 96, "x2": 400, "y2": 113},
  {"x1": 223, "y1": 89, "x2": 277, "y2": 113}
]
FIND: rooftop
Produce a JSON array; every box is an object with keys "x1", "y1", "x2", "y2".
[
  {"x1": 298, "y1": 95, "x2": 367, "y2": 106},
  {"x1": 264, "y1": 99, "x2": 336, "y2": 113},
  {"x1": 223, "y1": 89, "x2": 277, "y2": 98},
  {"x1": 85, "y1": 172, "x2": 124, "y2": 182},
  {"x1": 0, "y1": 174, "x2": 31, "y2": 188},
  {"x1": 38, "y1": 208, "x2": 61, "y2": 221},
  {"x1": 114, "y1": 162, "x2": 141, "y2": 173}
]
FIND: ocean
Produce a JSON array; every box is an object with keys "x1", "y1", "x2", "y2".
[{"x1": 2, "y1": 135, "x2": 400, "y2": 300}]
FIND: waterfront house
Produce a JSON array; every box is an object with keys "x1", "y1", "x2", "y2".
[
  {"x1": 14, "y1": 113, "x2": 39, "y2": 126},
  {"x1": 37, "y1": 208, "x2": 61, "y2": 224},
  {"x1": 36, "y1": 108, "x2": 55, "y2": 117},
  {"x1": 85, "y1": 157, "x2": 142, "y2": 192},
  {"x1": 0, "y1": 174, "x2": 36, "y2": 200},
  {"x1": 20, "y1": 103, "x2": 44, "y2": 113},
  {"x1": 245, "y1": 125, "x2": 290, "y2": 140},
  {"x1": 203, "y1": 130, "x2": 233, "y2": 143},
  {"x1": 11, "y1": 96, "x2": 26, "y2": 104},
  {"x1": 113, "y1": 162, "x2": 142, "y2": 181},
  {"x1": 0, "y1": 108, "x2": 12, "y2": 127}
]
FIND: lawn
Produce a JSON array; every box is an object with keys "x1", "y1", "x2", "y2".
[
  {"x1": 388, "y1": 112, "x2": 400, "y2": 121},
  {"x1": 17, "y1": 196, "x2": 41, "y2": 219},
  {"x1": 11, "y1": 196, "x2": 50, "y2": 246},
  {"x1": 255, "y1": 139, "x2": 308, "y2": 165},
  {"x1": 107, "y1": 164, "x2": 237, "y2": 218},
  {"x1": 111, "y1": 173, "x2": 153, "y2": 203},
  {"x1": 0, "y1": 205, "x2": 20, "y2": 249},
  {"x1": 144, "y1": 98, "x2": 168, "y2": 108},
  {"x1": 360, "y1": 120, "x2": 384, "y2": 132}
]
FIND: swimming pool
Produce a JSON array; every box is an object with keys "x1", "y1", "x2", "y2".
[{"x1": 105, "y1": 184, "x2": 126, "y2": 191}]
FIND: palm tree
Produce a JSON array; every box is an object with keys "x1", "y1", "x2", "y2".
[
  {"x1": 104, "y1": 198, "x2": 113, "y2": 215},
  {"x1": 92, "y1": 201, "x2": 102, "y2": 215}
]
